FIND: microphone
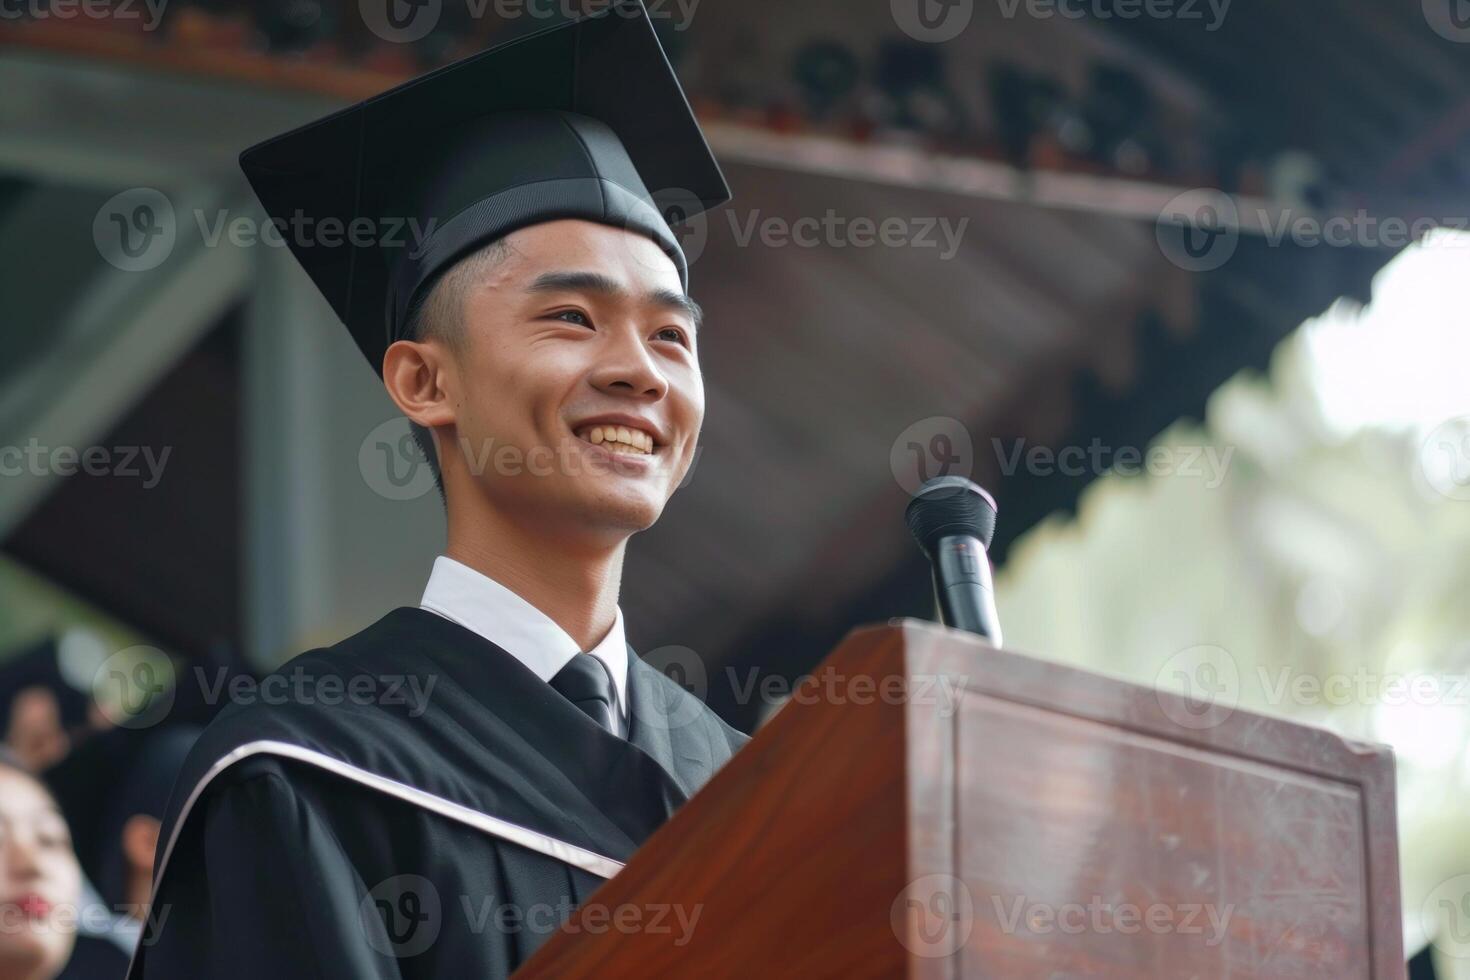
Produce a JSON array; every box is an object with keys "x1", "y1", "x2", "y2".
[{"x1": 904, "y1": 476, "x2": 1003, "y2": 644}]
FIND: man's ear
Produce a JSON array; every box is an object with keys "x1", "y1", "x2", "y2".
[{"x1": 382, "y1": 339, "x2": 458, "y2": 429}]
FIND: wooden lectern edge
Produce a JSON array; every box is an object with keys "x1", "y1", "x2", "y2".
[
  {"x1": 876, "y1": 617, "x2": 1397, "y2": 776},
  {"x1": 517, "y1": 619, "x2": 1405, "y2": 977},
  {"x1": 871, "y1": 617, "x2": 1404, "y2": 977}
]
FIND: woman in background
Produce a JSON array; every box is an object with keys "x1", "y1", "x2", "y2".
[{"x1": 0, "y1": 750, "x2": 80, "y2": 980}]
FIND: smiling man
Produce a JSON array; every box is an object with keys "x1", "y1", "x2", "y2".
[{"x1": 126, "y1": 5, "x2": 747, "y2": 979}]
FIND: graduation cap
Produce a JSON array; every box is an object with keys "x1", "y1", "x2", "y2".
[{"x1": 239, "y1": 0, "x2": 730, "y2": 376}]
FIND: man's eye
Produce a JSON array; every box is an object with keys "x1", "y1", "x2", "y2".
[
  {"x1": 552, "y1": 310, "x2": 592, "y2": 327},
  {"x1": 655, "y1": 327, "x2": 688, "y2": 346}
]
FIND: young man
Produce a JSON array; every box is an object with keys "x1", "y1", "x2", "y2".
[{"x1": 126, "y1": 4, "x2": 747, "y2": 977}]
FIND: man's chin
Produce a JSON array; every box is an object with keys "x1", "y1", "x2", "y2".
[
  {"x1": 565, "y1": 481, "x2": 668, "y2": 534},
  {"x1": 585, "y1": 497, "x2": 664, "y2": 534}
]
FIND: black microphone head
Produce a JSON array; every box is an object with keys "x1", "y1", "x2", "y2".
[{"x1": 905, "y1": 476, "x2": 998, "y2": 555}]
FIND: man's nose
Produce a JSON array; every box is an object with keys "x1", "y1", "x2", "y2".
[{"x1": 590, "y1": 330, "x2": 669, "y2": 399}]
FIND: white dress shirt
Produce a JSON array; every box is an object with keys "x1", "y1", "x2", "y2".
[{"x1": 419, "y1": 555, "x2": 629, "y2": 735}]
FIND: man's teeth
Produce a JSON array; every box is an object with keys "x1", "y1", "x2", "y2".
[{"x1": 578, "y1": 425, "x2": 654, "y2": 455}]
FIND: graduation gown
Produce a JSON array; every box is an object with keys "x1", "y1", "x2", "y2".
[{"x1": 125, "y1": 607, "x2": 748, "y2": 979}]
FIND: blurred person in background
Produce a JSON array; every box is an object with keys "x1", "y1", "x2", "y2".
[
  {"x1": 93, "y1": 727, "x2": 199, "y2": 926},
  {"x1": 2, "y1": 692, "x2": 69, "y2": 776},
  {"x1": 0, "y1": 750, "x2": 80, "y2": 980}
]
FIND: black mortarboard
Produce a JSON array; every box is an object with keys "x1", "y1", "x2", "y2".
[{"x1": 239, "y1": 0, "x2": 729, "y2": 377}]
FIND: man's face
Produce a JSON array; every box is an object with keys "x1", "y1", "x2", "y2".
[{"x1": 440, "y1": 219, "x2": 704, "y2": 542}]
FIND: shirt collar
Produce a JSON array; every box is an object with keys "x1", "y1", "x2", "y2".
[{"x1": 418, "y1": 555, "x2": 628, "y2": 722}]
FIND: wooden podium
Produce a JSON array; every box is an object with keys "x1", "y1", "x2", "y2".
[{"x1": 516, "y1": 620, "x2": 1404, "y2": 979}]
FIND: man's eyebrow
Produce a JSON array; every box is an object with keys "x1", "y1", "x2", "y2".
[{"x1": 527, "y1": 271, "x2": 703, "y2": 332}]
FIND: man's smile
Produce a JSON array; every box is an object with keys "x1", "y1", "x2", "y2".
[
  {"x1": 576, "y1": 425, "x2": 654, "y2": 455},
  {"x1": 569, "y1": 413, "x2": 667, "y2": 458}
]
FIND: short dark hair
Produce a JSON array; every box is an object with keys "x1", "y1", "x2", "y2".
[{"x1": 398, "y1": 237, "x2": 513, "y2": 503}]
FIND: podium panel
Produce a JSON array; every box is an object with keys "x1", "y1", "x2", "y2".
[{"x1": 516, "y1": 621, "x2": 1403, "y2": 979}]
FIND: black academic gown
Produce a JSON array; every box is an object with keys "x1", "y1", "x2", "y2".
[{"x1": 125, "y1": 608, "x2": 748, "y2": 979}]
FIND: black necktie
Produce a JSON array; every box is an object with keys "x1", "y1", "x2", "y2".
[{"x1": 549, "y1": 653, "x2": 618, "y2": 736}]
